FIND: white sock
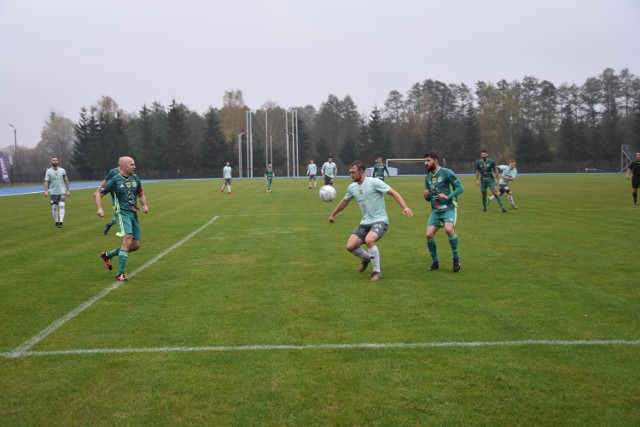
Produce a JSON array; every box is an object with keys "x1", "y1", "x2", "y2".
[
  {"x1": 488, "y1": 195, "x2": 495, "y2": 201},
  {"x1": 352, "y1": 246, "x2": 371, "y2": 260},
  {"x1": 368, "y1": 246, "x2": 380, "y2": 272},
  {"x1": 58, "y1": 202, "x2": 65, "y2": 222},
  {"x1": 508, "y1": 194, "x2": 514, "y2": 205},
  {"x1": 228, "y1": 186, "x2": 231, "y2": 193},
  {"x1": 51, "y1": 205, "x2": 59, "y2": 222}
]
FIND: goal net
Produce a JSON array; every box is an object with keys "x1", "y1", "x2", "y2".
[{"x1": 386, "y1": 159, "x2": 425, "y2": 176}]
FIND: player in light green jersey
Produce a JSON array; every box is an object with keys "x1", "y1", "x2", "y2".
[
  {"x1": 329, "y1": 160, "x2": 413, "y2": 281},
  {"x1": 95, "y1": 156, "x2": 149, "y2": 283},
  {"x1": 321, "y1": 155, "x2": 338, "y2": 186},
  {"x1": 488, "y1": 159, "x2": 517, "y2": 208},
  {"x1": 307, "y1": 160, "x2": 318, "y2": 189},
  {"x1": 265, "y1": 163, "x2": 274, "y2": 193},
  {"x1": 221, "y1": 161, "x2": 232, "y2": 194},
  {"x1": 424, "y1": 152, "x2": 464, "y2": 272},
  {"x1": 43, "y1": 156, "x2": 70, "y2": 228}
]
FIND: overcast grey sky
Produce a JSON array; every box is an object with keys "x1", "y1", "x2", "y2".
[{"x1": 1, "y1": 0, "x2": 639, "y2": 148}]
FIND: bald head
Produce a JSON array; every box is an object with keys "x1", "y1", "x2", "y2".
[{"x1": 119, "y1": 156, "x2": 136, "y2": 177}]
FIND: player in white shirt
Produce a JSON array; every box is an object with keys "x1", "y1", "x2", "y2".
[
  {"x1": 307, "y1": 160, "x2": 318, "y2": 189},
  {"x1": 488, "y1": 159, "x2": 517, "y2": 209}
]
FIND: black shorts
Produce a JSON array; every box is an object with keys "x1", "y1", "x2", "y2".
[
  {"x1": 632, "y1": 176, "x2": 640, "y2": 190},
  {"x1": 324, "y1": 176, "x2": 334, "y2": 185},
  {"x1": 499, "y1": 184, "x2": 511, "y2": 193}
]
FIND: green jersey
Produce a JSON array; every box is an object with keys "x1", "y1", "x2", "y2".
[
  {"x1": 265, "y1": 168, "x2": 274, "y2": 179},
  {"x1": 425, "y1": 167, "x2": 464, "y2": 211},
  {"x1": 103, "y1": 167, "x2": 119, "y2": 203},
  {"x1": 344, "y1": 177, "x2": 392, "y2": 225},
  {"x1": 476, "y1": 158, "x2": 497, "y2": 181},
  {"x1": 44, "y1": 167, "x2": 68, "y2": 195},
  {"x1": 372, "y1": 163, "x2": 389, "y2": 179},
  {"x1": 100, "y1": 173, "x2": 143, "y2": 214}
]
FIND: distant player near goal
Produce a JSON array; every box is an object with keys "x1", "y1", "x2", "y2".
[
  {"x1": 307, "y1": 159, "x2": 318, "y2": 189},
  {"x1": 488, "y1": 159, "x2": 518, "y2": 209},
  {"x1": 321, "y1": 155, "x2": 337, "y2": 186},
  {"x1": 221, "y1": 161, "x2": 232, "y2": 194},
  {"x1": 372, "y1": 156, "x2": 390, "y2": 181},
  {"x1": 626, "y1": 152, "x2": 640, "y2": 206}
]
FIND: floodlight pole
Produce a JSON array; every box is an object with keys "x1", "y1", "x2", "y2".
[
  {"x1": 9, "y1": 124, "x2": 17, "y2": 182},
  {"x1": 285, "y1": 111, "x2": 290, "y2": 177},
  {"x1": 237, "y1": 132, "x2": 244, "y2": 178}
]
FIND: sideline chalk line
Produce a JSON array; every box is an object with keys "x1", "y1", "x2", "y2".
[
  {"x1": 5, "y1": 215, "x2": 220, "y2": 358},
  {"x1": 2, "y1": 339, "x2": 639, "y2": 359}
]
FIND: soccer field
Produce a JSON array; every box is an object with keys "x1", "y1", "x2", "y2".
[{"x1": 1, "y1": 174, "x2": 639, "y2": 425}]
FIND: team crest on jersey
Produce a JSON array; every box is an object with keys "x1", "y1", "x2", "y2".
[
  {"x1": 126, "y1": 182, "x2": 131, "y2": 188},
  {"x1": 132, "y1": 182, "x2": 138, "y2": 188}
]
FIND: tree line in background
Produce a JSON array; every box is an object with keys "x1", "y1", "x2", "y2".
[{"x1": 3, "y1": 67, "x2": 640, "y2": 182}]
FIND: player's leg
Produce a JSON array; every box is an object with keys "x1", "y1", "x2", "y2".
[
  {"x1": 490, "y1": 183, "x2": 506, "y2": 211},
  {"x1": 365, "y1": 223, "x2": 387, "y2": 280},
  {"x1": 426, "y1": 213, "x2": 441, "y2": 270},
  {"x1": 347, "y1": 226, "x2": 372, "y2": 272},
  {"x1": 632, "y1": 179, "x2": 639, "y2": 205},
  {"x1": 443, "y1": 215, "x2": 460, "y2": 272},
  {"x1": 58, "y1": 195, "x2": 66, "y2": 226},
  {"x1": 50, "y1": 196, "x2": 59, "y2": 226},
  {"x1": 480, "y1": 184, "x2": 488, "y2": 211}
]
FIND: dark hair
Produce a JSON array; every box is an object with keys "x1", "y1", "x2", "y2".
[
  {"x1": 423, "y1": 152, "x2": 439, "y2": 161},
  {"x1": 349, "y1": 160, "x2": 366, "y2": 171}
]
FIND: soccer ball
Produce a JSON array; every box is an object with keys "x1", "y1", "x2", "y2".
[{"x1": 319, "y1": 185, "x2": 337, "y2": 202}]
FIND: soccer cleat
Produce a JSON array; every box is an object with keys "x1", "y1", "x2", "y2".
[
  {"x1": 58, "y1": 222, "x2": 63, "y2": 228},
  {"x1": 482, "y1": 207, "x2": 487, "y2": 212},
  {"x1": 502, "y1": 208, "x2": 507, "y2": 213},
  {"x1": 359, "y1": 257, "x2": 371, "y2": 272},
  {"x1": 100, "y1": 252, "x2": 113, "y2": 270},
  {"x1": 115, "y1": 273, "x2": 129, "y2": 282},
  {"x1": 370, "y1": 271, "x2": 382, "y2": 281},
  {"x1": 428, "y1": 261, "x2": 440, "y2": 271},
  {"x1": 453, "y1": 258, "x2": 461, "y2": 272},
  {"x1": 55, "y1": 222, "x2": 60, "y2": 228},
  {"x1": 511, "y1": 204, "x2": 518, "y2": 209},
  {"x1": 103, "y1": 222, "x2": 112, "y2": 235}
]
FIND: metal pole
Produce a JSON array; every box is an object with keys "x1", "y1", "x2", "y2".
[
  {"x1": 246, "y1": 111, "x2": 250, "y2": 178},
  {"x1": 285, "y1": 111, "x2": 290, "y2": 177},
  {"x1": 265, "y1": 109, "x2": 269, "y2": 168},
  {"x1": 249, "y1": 112, "x2": 253, "y2": 178},
  {"x1": 9, "y1": 124, "x2": 17, "y2": 182},
  {"x1": 238, "y1": 133, "x2": 244, "y2": 178},
  {"x1": 294, "y1": 110, "x2": 299, "y2": 177}
]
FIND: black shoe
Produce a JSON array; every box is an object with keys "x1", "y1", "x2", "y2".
[
  {"x1": 55, "y1": 222, "x2": 60, "y2": 228},
  {"x1": 428, "y1": 261, "x2": 440, "y2": 271},
  {"x1": 453, "y1": 258, "x2": 461, "y2": 272},
  {"x1": 359, "y1": 258, "x2": 371, "y2": 272},
  {"x1": 100, "y1": 252, "x2": 113, "y2": 271},
  {"x1": 58, "y1": 222, "x2": 63, "y2": 228},
  {"x1": 502, "y1": 208, "x2": 507, "y2": 213},
  {"x1": 482, "y1": 207, "x2": 486, "y2": 212},
  {"x1": 103, "y1": 222, "x2": 112, "y2": 235}
]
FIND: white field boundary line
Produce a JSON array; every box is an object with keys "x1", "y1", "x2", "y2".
[
  {"x1": 5, "y1": 216, "x2": 220, "y2": 359},
  {"x1": 2, "y1": 339, "x2": 639, "y2": 359}
]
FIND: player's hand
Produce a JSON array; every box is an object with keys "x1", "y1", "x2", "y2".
[
  {"x1": 97, "y1": 208, "x2": 104, "y2": 217},
  {"x1": 66, "y1": 190, "x2": 71, "y2": 196},
  {"x1": 423, "y1": 189, "x2": 430, "y2": 198},
  {"x1": 475, "y1": 180, "x2": 479, "y2": 186},
  {"x1": 439, "y1": 193, "x2": 449, "y2": 200},
  {"x1": 142, "y1": 205, "x2": 149, "y2": 213},
  {"x1": 328, "y1": 215, "x2": 335, "y2": 224},
  {"x1": 403, "y1": 208, "x2": 413, "y2": 218},
  {"x1": 44, "y1": 191, "x2": 48, "y2": 197}
]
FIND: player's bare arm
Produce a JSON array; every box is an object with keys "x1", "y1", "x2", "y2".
[
  {"x1": 387, "y1": 189, "x2": 413, "y2": 218},
  {"x1": 328, "y1": 199, "x2": 349, "y2": 223}
]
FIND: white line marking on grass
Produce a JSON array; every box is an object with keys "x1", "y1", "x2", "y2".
[
  {"x1": 2, "y1": 339, "x2": 639, "y2": 359},
  {"x1": 5, "y1": 216, "x2": 220, "y2": 358}
]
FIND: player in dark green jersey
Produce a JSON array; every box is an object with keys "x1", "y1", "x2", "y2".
[
  {"x1": 626, "y1": 152, "x2": 640, "y2": 206},
  {"x1": 475, "y1": 150, "x2": 506, "y2": 212},
  {"x1": 265, "y1": 163, "x2": 274, "y2": 193},
  {"x1": 95, "y1": 156, "x2": 149, "y2": 283},
  {"x1": 94, "y1": 159, "x2": 124, "y2": 236},
  {"x1": 372, "y1": 157, "x2": 390, "y2": 181},
  {"x1": 423, "y1": 152, "x2": 464, "y2": 272}
]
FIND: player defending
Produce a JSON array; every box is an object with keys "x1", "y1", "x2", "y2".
[
  {"x1": 307, "y1": 159, "x2": 318, "y2": 189},
  {"x1": 96, "y1": 156, "x2": 149, "y2": 283},
  {"x1": 94, "y1": 158, "x2": 125, "y2": 236},
  {"x1": 423, "y1": 152, "x2": 464, "y2": 272},
  {"x1": 626, "y1": 152, "x2": 640, "y2": 206},
  {"x1": 321, "y1": 155, "x2": 338, "y2": 186},
  {"x1": 221, "y1": 161, "x2": 232, "y2": 194},
  {"x1": 488, "y1": 159, "x2": 518, "y2": 209},
  {"x1": 265, "y1": 163, "x2": 274, "y2": 193},
  {"x1": 43, "y1": 156, "x2": 70, "y2": 228},
  {"x1": 328, "y1": 160, "x2": 413, "y2": 281},
  {"x1": 372, "y1": 156, "x2": 390, "y2": 181},
  {"x1": 475, "y1": 150, "x2": 506, "y2": 212}
]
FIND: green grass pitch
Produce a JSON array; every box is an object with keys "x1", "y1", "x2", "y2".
[{"x1": 1, "y1": 174, "x2": 639, "y2": 425}]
